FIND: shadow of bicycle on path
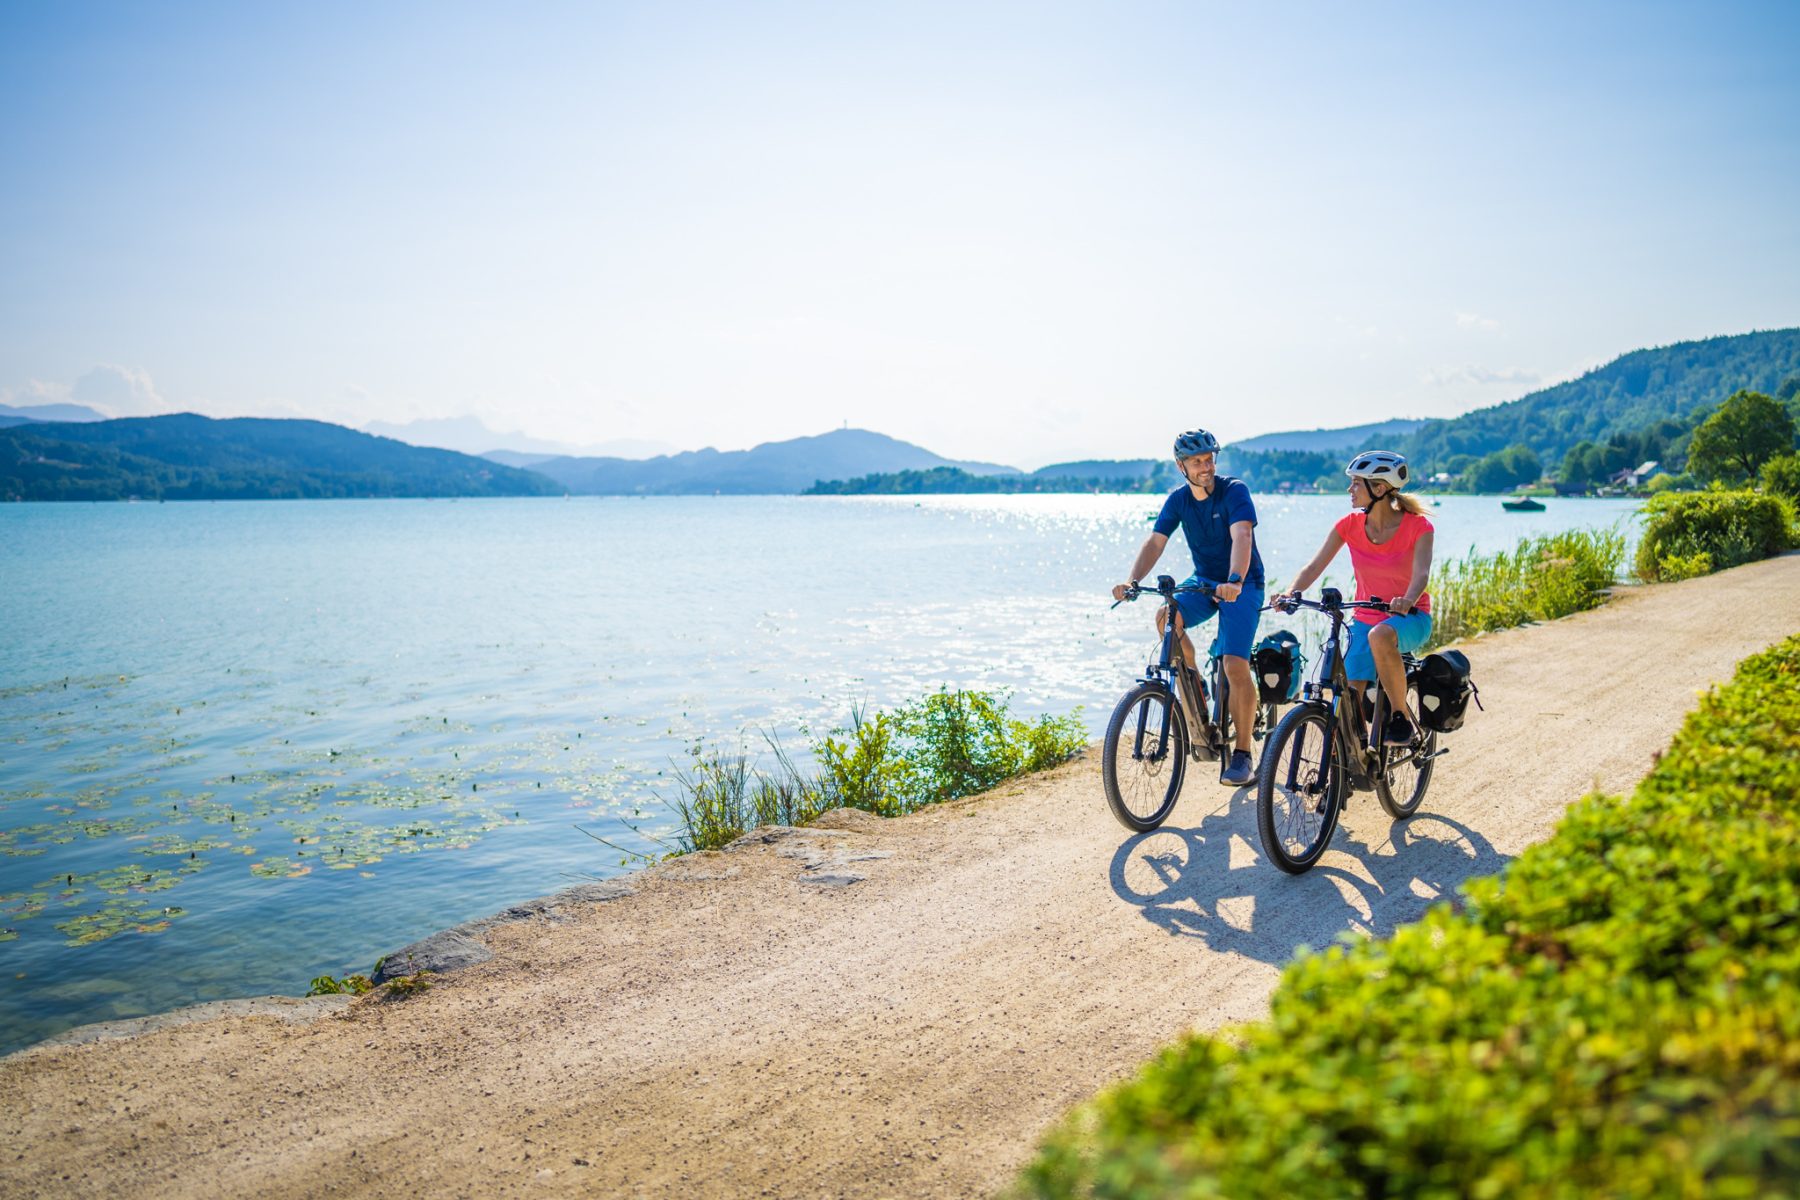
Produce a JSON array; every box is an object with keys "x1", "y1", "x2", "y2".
[{"x1": 1109, "y1": 783, "x2": 1510, "y2": 969}]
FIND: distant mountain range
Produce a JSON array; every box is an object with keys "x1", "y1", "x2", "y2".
[
  {"x1": 361, "y1": 416, "x2": 676, "y2": 461},
  {"x1": 514, "y1": 428, "x2": 1019, "y2": 495},
  {"x1": 1233, "y1": 418, "x2": 1427, "y2": 455},
  {"x1": 0, "y1": 401, "x2": 108, "y2": 427}
]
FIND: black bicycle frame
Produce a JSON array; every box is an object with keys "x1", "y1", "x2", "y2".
[
  {"x1": 1119, "y1": 574, "x2": 1222, "y2": 764},
  {"x1": 1284, "y1": 589, "x2": 1388, "y2": 794}
]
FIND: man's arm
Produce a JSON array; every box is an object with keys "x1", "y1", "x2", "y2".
[{"x1": 1215, "y1": 521, "x2": 1254, "y2": 602}]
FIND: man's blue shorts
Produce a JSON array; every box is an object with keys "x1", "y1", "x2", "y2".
[
  {"x1": 1344, "y1": 611, "x2": 1433, "y2": 681},
  {"x1": 1174, "y1": 576, "x2": 1264, "y2": 660}
]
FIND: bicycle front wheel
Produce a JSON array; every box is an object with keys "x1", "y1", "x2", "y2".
[
  {"x1": 1256, "y1": 704, "x2": 1343, "y2": 874},
  {"x1": 1374, "y1": 686, "x2": 1437, "y2": 819},
  {"x1": 1102, "y1": 682, "x2": 1189, "y2": 831}
]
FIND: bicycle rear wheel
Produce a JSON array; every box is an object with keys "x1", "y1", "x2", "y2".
[
  {"x1": 1373, "y1": 685, "x2": 1437, "y2": 819},
  {"x1": 1102, "y1": 682, "x2": 1189, "y2": 831},
  {"x1": 1256, "y1": 704, "x2": 1342, "y2": 873}
]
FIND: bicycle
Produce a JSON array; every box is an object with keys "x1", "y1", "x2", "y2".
[
  {"x1": 1254, "y1": 588, "x2": 1446, "y2": 874},
  {"x1": 1101, "y1": 575, "x2": 1278, "y2": 832}
]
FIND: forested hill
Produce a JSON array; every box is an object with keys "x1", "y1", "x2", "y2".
[
  {"x1": 1403, "y1": 328, "x2": 1800, "y2": 470},
  {"x1": 0, "y1": 414, "x2": 562, "y2": 501}
]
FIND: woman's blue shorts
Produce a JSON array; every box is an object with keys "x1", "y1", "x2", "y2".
[
  {"x1": 1344, "y1": 611, "x2": 1433, "y2": 681},
  {"x1": 1174, "y1": 577, "x2": 1265, "y2": 660}
]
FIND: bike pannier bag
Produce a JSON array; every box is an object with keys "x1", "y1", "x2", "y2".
[
  {"x1": 1413, "y1": 649, "x2": 1480, "y2": 733},
  {"x1": 1252, "y1": 630, "x2": 1306, "y2": 704}
]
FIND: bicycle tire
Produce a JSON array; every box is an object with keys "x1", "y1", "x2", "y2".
[
  {"x1": 1102, "y1": 682, "x2": 1189, "y2": 831},
  {"x1": 1373, "y1": 685, "x2": 1437, "y2": 819},
  {"x1": 1256, "y1": 704, "x2": 1343, "y2": 874}
]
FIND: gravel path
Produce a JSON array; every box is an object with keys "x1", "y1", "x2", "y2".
[{"x1": 5, "y1": 554, "x2": 1798, "y2": 1200}]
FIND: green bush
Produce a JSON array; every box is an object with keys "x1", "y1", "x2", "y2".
[
  {"x1": 1761, "y1": 453, "x2": 1800, "y2": 502},
  {"x1": 1428, "y1": 526, "x2": 1625, "y2": 646},
  {"x1": 814, "y1": 705, "x2": 908, "y2": 817},
  {"x1": 1635, "y1": 488, "x2": 1798, "y2": 581},
  {"x1": 1016, "y1": 634, "x2": 1800, "y2": 1199}
]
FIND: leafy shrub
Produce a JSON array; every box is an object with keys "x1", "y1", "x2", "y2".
[
  {"x1": 890, "y1": 689, "x2": 1032, "y2": 807},
  {"x1": 1761, "y1": 452, "x2": 1800, "y2": 502},
  {"x1": 307, "y1": 973, "x2": 373, "y2": 996},
  {"x1": 1634, "y1": 488, "x2": 1798, "y2": 581},
  {"x1": 814, "y1": 705, "x2": 908, "y2": 816},
  {"x1": 1016, "y1": 634, "x2": 1800, "y2": 1199},
  {"x1": 1428, "y1": 526, "x2": 1625, "y2": 646}
]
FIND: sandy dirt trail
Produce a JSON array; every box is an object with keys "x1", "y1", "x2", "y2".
[{"x1": 5, "y1": 555, "x2": 1799, "y2": 1200}]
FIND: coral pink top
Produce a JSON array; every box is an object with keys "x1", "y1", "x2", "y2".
[{"x1": 1333, "y1": 511, "x2": 1433, "y2": 624}]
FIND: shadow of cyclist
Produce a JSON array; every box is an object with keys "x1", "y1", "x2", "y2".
[{"x1": 1109, "y1": 787, "x2": 1508, "y2": 967}]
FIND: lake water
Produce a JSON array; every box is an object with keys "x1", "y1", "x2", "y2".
[{"x1": 0, "y1": 494, "x2": 1641, "y2": 1053}]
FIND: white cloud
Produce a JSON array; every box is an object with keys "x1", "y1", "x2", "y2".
[
  {"x1": 0, "y1": 379, "x2": 74, "y2": 407},
  {"x1": 69, "y1": 365, "x2": 167, "y2": 416},
  {"x1": 1422, "y1": 364, "x2": 1541, "y2": 388},
  {"x1": 1455, "y1": 312, "x2": 1501, "y2": 332}
]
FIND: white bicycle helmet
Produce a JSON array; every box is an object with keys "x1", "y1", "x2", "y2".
[{"x1": 1345, "y1": 450, "x2": 1410, "y2": 489}]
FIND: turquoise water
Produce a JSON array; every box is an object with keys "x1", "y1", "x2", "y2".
[{"x1": 0, "y1": 494, "x2": 1639, "y2": 1052}]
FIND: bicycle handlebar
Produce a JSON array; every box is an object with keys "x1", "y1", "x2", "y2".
[
  {"x1": 1270, "y1": 591, "x2": 1394, "y2": 616},
  {"x1": 1110, "y1": 576, "x2": 1220, "y2": 609}
]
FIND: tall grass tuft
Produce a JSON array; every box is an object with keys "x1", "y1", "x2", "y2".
[
  {"x1": 1429, "y1": 525, "x2": 1626, "y2": 647},
  {"x1": 659, "y1": 690, "x2": 1086, "y2": 855}
]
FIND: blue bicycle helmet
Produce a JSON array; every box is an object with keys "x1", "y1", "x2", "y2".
[{"x1": 1173, "y1": 428, "x2": 1221, "y2": 458}]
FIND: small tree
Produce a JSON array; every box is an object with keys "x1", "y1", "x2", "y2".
[{"x1": 1687, "y1": 390, "x2": 1796, "y2": 482}]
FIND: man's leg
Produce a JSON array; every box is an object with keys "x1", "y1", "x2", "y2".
[
  {"x1": 1216, "y1": 587, "x2": 1263, "y2": 783},
  {"x1": 1224, "y1": 655, "x2": 1256, "y2": 754}
]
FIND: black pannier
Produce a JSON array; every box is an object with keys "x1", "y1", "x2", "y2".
[
  {"x1": 1412, "y1": 649, "x2": 1481, "y2": 733},
  {"x1": 1251, "y1": 630, "x2": 1306, "y2": 705}
]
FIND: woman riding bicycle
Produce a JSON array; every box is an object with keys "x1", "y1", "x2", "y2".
[{"x1": 1273, "y1": 450, "x2": 1435, "y2": 747}]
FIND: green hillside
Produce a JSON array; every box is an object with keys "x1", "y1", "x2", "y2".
[
  {"x1": 1403, "y1": 328, "x2": 1800, "y2": 471},
  {"x1": 0, "y1": 414, "x2": 561, "y2": 501}
]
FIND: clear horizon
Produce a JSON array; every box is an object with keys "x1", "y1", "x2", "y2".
[{"x1": 4, "y1": 2, "x2": 1798, "y2": 470}]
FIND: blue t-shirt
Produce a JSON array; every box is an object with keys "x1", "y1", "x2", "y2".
[{"x1": 1153, "y1": 477, "x2": 1264, "y2": 588}]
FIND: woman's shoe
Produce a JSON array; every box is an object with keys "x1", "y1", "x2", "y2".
[
  {"x1": 1383, "y1": 712, "x2": 1417, "y2": 747},
  {"x1": 1221, "y1": 749, "x2": 1254, "y2": 785}
]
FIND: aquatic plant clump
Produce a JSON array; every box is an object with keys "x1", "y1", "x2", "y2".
[
  {"x1": 1428, "y1": 525, "x2": 1627, "y2": 646},
  {"x1": 660, "y1": 689, "x2": 1086, "y2": 854}
]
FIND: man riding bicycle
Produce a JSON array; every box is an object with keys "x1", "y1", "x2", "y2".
[{"x1": 1111, "y1": 428, "x2": 1265, "y2": 785}]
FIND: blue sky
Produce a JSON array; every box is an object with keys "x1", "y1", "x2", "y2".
[{"x1": 2, "y1": 1, "x2": 1797, "y2": 466}]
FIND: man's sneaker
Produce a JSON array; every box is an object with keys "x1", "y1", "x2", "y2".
[
  {"x1": 1221, "y1": 749, "x2": 1254, "y2": 785},
  {"x1": 1384, "y1": 712, "x2": 1417, "y2": 747}
]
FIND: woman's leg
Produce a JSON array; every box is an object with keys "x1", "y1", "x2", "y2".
[{"x1": 1369, "y1": 622, "x2": 1412, "y2": 728}]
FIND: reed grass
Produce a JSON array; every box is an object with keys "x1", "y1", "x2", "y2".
[
  {"x1": 1428, "y1": 525, "x2": 1627, "y2": 647},
  {"x1": 655, "y1": 690, "x2": 1086, "y2": 855}
]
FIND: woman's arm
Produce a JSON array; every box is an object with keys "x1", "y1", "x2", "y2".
[
  {"x1": 1279, "y1": 530, "x2": 1345, "y2": 597},
  {"x1": 1392, "y1": 529, "x2": 1434, "y2": 615}
]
